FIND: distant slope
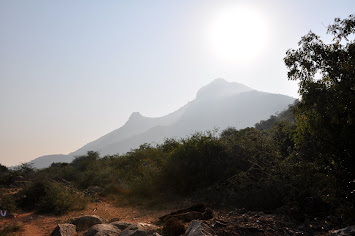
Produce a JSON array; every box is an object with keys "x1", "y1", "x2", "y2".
[
  {"x1": 27, "y1": 154, "x2": 72, "y2": 169},
  {"x1": 97, "y1": 90, "x2": 295, "y2": 156},
  {"x1": 69, "y1": 101, "x2": 190, "y2": 157},
  {"x1": 28, "y1": 79, "x2": 295, "y2": 168}
]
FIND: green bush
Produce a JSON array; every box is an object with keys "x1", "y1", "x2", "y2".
[
  {"x1": 13, "y1": 163, "x2": 37, "y2": 180},
  {"x1": 71, "y1": 151, "x2": 100, "y2": 171},
  {"x1": 0, "y1": 194, "x2": 17, "y2": 213},
  {"x1": 163, "y1": 132, "x2": 227, "y2": 194},
  {"x1": 18, "y1": 179, "x2": 86, "y2": 215}
]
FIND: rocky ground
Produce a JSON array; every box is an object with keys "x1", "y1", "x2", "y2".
[
  {"x1": 0, "y1": 199, "x2": 176, "y2": 235},
  {"x1": 1, "y1": 198, "x2": 353, "y2": 236}
]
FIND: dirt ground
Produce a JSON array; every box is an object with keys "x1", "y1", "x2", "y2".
[
  {"x1": 0, "y1": 199, "x2": 178, "y2": 236},
  {"x1": 0, "y1": 195, "x2": 343, "y2": 236}
]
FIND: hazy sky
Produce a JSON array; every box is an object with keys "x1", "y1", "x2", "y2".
[{"x1": 1, "y1": 0, "x2": 353, "y2": 166}]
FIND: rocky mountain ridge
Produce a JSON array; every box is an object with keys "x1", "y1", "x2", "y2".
[{"x1": 27, "y1": 79, "x2": 295, "y2": 169}]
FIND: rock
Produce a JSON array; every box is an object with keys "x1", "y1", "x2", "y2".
[
  {"x1": 85, "y1": 223, "x2": 121, "y2": 236},
  {"x1": 111, "y1": 221, "x2": 132, "y2": 230},
  {"x1": 109, "y1": 218, "x2": 120, "y2": 223},
  {"x1": 163, "y1": 218, "x2": 185, "y2": 236},
  {"x1": 167, "y1": 211, "x2": 204, "y2": 222},
  {"x1": 50, "y1": 224, "x2": 77, "y2": 236},
  {"x1": 329, "y1": 225, "x2": 355, "y2": 235},
  {"x1": 119, "y1": 223, "x2": 159, "y2": 236},
  {"x1": 71, "y1": 215, "x2": 106, "y2": 231},
  {"x1": 160, "y1": 204, "x2": 213, "y2": 223},
  {"x1": 160, "y1": 204, "x2": 207, "y2": 221},
  {"x1": 185, "y1": 220, "x2": 213, "y2": 236}
]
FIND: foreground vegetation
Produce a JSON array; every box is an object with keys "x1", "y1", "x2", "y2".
[{"x1": 0, "y1": 15, "x2": 354, "y2": 226}]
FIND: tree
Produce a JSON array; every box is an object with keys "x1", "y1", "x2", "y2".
[{"x1": 284, "y1": 15, "x2": 355, "y2": 195}]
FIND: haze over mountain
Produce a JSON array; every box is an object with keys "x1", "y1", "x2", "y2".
[{"x1": 28, "y1": 79, "x2": 295, "y2": 169}]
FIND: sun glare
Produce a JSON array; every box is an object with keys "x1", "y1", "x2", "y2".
[{"x1": 208, "y1": 7, "x2": 268, "y2": 64}]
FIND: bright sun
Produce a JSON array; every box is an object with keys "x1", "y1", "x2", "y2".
[{"x1": 208, "y1": 7, "x2": 268, "y2": 64}]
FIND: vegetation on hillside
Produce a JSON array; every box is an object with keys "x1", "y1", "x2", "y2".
[{"x1": 0, "y1": 15, "x2": 354, "y2": 226}]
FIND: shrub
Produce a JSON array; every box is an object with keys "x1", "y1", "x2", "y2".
[
  {"x1": 163, "y1": 132, "x2": 227, "y2": 194},
  {"x1": 0, "y1": 194, "x2": 17, "y2": 213},
  {"x1": 18, "y1": 179, "x2": 86, "y2": 214},
  {"x1": 71, "y1": 151, "x2": 100, "y2": 171},
  {"x1": 13, "y1": 163, "x2": 37, "y2": 180}
]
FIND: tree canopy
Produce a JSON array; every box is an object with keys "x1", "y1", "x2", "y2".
[{"x1": 284, "y1": 15, "x2": 355, "y2": 195}]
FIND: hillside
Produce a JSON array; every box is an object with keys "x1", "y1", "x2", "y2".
[{"x1": 28, "y1": 79, "x2": 295, "y2": 168}]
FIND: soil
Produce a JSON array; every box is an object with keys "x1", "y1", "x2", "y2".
[
  {"x1": 0, "y1": 195, "x2": 344, "y2": 236},
  {"x1": 0, "y1": 199, "x2": 179, "y2": 236}
]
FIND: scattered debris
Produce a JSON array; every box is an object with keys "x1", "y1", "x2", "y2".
[{"x1": 329, "y1": 225, "x2": 355, "y2": 236}]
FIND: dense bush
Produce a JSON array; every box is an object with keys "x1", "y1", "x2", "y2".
[
  {"x1": 0, "y1": 106, "x2": 350, "y2": 221},
  {"x1": 1, "y1": 103, "x2": 348, "y2": 219},
  {"x1": 163, "y1": 132, "x2": 227, "y2": 194},
  {"x1": 5, "y1": 105, "x2": 342, "y2": 215},
  {"x1": 18, "y1": 179, "x2": 86, "y2": 214},
  {"x1": 0, "y1": 194, "x2": 17, "y2": 213}
]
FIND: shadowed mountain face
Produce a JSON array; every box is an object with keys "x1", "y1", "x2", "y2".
[{"x1": 28, "y1": 79, "x2": 295, "y2": 168}]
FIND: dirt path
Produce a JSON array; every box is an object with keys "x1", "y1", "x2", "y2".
[
  {"x1": 0, "y1": 200, "x2": 178, "y2": 235},
  {"x1": 21, "y1": 223, "x2": 45, "y2": 236}
]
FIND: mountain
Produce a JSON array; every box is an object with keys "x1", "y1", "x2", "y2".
[
  {"x1": 28, "y1": 79, "x2": 295, "y2": 168},
  {"x1": 26, "y1": 154, "x2": 72, "y2": 169}
]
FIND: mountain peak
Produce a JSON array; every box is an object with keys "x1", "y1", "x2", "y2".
[
  {"x1": 129, "y1": 112, "x2": 144, "y2": 120},
  {"x1": 210, "y1": 78, "x2": 228, "y2": 84},
  {"x1": 196, "y1": 79, "x2": 253, "y2": 100}
]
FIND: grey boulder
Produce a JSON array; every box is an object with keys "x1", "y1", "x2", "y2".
[
  {"x1": 50, "y1": 224, "x2": 77, "y2": 236},
  {"x1": 85, "y1": 223, "x2": 121, "y2": 236},
  {"x1": 119, "y1": 223, "x2": 159, "y2": 236},
  {"x1": 185, "y1": 220, "x2": 213, "y2": 236},
  {"x1": 110, "y1": 221, "x2": 133, "y2": 230},
  {"x1": 71, "y1": 215, "x2": 106, "y2": 231}
]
